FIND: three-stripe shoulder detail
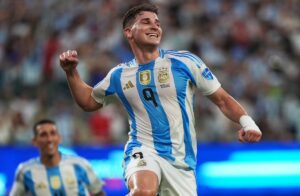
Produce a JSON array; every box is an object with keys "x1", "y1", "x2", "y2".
[{"x1": 164, "y1": 50, "x2": 203, "y2": 68}]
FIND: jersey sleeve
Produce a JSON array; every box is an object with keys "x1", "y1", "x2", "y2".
[
  {"x1": 91, "y1": 66, "x2": 119, "y2": 104},
  {"x1": 80, "y1": 158, "x2": 104, "y2": 194},
  {"x1": 177, "y1": 51, "x2": 221, "y2": 95},
  {"x1": 9, "y1": 164, "x2": 26, "y2": 196}
]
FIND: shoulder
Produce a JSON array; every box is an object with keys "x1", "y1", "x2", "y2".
[
  {"x1": 107, "y1": 64, "x2": 124, "y2": 75},
  {"x1": 15, "y1": 157, "x2": 40, "y2": 175},
  {"x1": 61, "y1": 154, "x2": 91, "y2": 168},
  {"x1": 163, "y1": 49, "x2": 196, "y2": 58},
  {"x1": 163, "y1": 49, "x2": 204, "y2": 68}
]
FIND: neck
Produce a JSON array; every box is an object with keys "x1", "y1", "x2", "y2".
[
  {"x1": 131, "y1": 44, "x2": 160, "y2": 65},
  {"x1": 40, "y1": 153, "x2": 61, "y2": 167}
]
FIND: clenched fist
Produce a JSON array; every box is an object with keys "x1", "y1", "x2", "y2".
[
  {"x1": 238, "y1": 129, "x2": 262, "y2": 143},
  {"x1": 238, "y1": 115, "x2": 262, "y2": 143},
  {"x1": 59, "y1": 50, "x2": 79, "y2": 73}
]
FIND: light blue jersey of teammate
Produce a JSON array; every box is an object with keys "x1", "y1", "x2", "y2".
[
  {"x1": 10, "y1": 154, "x2": 103, "y2": 196},
  {"x1": 92, "y1": 49, "x2": 221, "y2": 171}
]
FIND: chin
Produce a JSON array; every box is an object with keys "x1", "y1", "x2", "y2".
[
  {"x1": 46, "y1": 151, "x2": 57, "y2": 157},
  {"x1": 143, "y1": 41, "x2": 160, "y2": 48}
]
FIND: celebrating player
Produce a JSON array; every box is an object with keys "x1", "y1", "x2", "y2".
[
  {"x1": 10, "y1": 119, "x2": 105, "y2": 196},
  {"x1": 59, "y1": 3, "x2": 262, "y2": 196}
]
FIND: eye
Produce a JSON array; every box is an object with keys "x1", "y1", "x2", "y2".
[
  {"x1": 50, "y1": 130, "x2": 57, "y2": 136},
  {"x1": 39, "y1": 132, "x2": 47, "y2": 138}
]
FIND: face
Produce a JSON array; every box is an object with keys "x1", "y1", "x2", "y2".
[
  {"x1": 32, "y1": 123, "x2": 61, "y2": 157},
  {"x1": 124, "y1": 11, "x2": 162, "y2": 48}
]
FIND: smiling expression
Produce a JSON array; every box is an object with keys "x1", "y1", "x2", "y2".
[
  {"x1": 124, "y1": 11, "x2": 162, "y2": 48},
  {"x1": 32, "y1": 123, "x2": 61, "y2": 158}
]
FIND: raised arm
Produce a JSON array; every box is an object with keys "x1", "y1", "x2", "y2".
[
  {"x1": 207, "y1": 87, "x2": 262, "y2": 143},
  {"x1": 59, "y1": 50, "x2": 102, "y2": 112}
]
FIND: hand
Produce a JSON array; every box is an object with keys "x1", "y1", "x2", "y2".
[
  {"x1": 59, "y1": 50, "x2": 79, "y2": 73},
  {"x1": 238, "y1": 128, "x2": 262, "y2": 143}
]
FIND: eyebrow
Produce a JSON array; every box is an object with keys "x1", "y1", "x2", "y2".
[{"x1": 140, "y1": 18, "x2": 160, "y2": 23}]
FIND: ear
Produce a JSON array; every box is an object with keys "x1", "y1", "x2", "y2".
[
  {"x1": 32, "y1": 138, "x2": 37, "y2": 146},
  {"x1": 123, "y1": 27, "x2": 133, "y2": 40}
]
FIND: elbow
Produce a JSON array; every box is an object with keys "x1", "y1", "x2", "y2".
[
  {"x1": 77, "y1": 100, "x2": 102, "y2": 112},
  {"x1": 81, "y1": 106, "x2": 95, "y2": 112},
  {"x1": 79, "y1": 104, "x2": 98, "y2": 112}
]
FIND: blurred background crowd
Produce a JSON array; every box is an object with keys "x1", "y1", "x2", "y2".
[{"x1": 0, "y1": 0, "x2": 299, "y2": 146}]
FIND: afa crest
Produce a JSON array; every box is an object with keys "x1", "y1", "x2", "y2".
[
  {"x1": 50, "y1": 176, "x2": 61, "y2": 190},
  {"x1": 139, "y1": 70, "x2": 151, "y2": 85},
  {"x1": 158, "y1": 68, "x2": 169, "y2": 83}
]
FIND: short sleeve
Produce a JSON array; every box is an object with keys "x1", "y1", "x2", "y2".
[
  {"x1": 81, "y1": 159, "x2": 104, "y2": 194},
  {"x1": 9, "y1": 164, "x2": 26, "y2": 196},
  {"x1": 171, "y1": 51, "x2": 221, "y2": 95},
  {"x1": 191, "y1": 59, "x2": 221, "y2": 95},
  {"x1": 91, "y1": 66, "x2": 120, "y2": 104}
]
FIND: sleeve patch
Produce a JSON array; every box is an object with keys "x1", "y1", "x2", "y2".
[{"x1": 202, "y1": 68, "x2": 214, "y2": 80}]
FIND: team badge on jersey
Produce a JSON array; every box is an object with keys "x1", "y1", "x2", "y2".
[
  {"x1": 139, "y1": 70, "x2": 151, "y2": 85},
  {"x1": 158, "y1": 67, "x2": 169, "y2": 83},
  {"x1": 50, "y1": 176, "x2": 61, "y2": 189},
  {"x1": 36, "y1": 182, "x2": 47, "y2": 190},
  {"x1": 66, "y1": 177, "x2": 76, "y2": 187}
]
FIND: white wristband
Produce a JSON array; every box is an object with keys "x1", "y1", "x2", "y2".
[{"x1": 239, "y1": 115, "x2": 261, "y2": 133}]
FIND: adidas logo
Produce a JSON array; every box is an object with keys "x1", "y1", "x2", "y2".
[{"x1": 123, "y1": 80, "x2": 135, "y2": 90}]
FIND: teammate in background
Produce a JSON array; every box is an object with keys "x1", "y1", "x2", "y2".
[
  {"x1": 10, "y1": 119, "x2": 105, "y2": 196},
  {"x1": 59, "y1": 3, "x2": 262, "y2": 196}
]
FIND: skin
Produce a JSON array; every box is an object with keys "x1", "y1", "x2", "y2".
[
  {"x1": 32, "y1": 123, "x2": 105, "y2": 196},
  {"x1": 32, "y1": 123, "x2": 61, "y2": 167},
  {"x1": 59, "y1": 10, "x2": 261, "y2": 196}
]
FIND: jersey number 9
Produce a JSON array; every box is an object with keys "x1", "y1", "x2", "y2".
[{"x1": 142, "y1": 88, "x2": 158, "y2": 107}]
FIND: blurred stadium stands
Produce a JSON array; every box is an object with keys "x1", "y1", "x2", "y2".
[
  {"x1": 0, "y1": 0, "x2": 300, "y2": 195},
  {"x1": 0, "y1": 0, "x2": 300, "y2": 145}
]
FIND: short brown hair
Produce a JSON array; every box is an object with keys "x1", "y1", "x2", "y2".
[
  {"x1": 33, "y1": 119, "x2": 56, "y2": 137},
  {"x1": 122, "y1": 3, "x2": 158, "y2": 29}
]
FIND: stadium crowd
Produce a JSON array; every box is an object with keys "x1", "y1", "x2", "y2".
[{"x1": 0, "y1": 0, "x2": 299, "y2": 146}]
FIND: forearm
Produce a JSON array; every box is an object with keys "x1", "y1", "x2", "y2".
[
  {"x1": 65, "y1": 69, "x2": 102, "y2": 111},
  {"x1": 217, "y1": 94, "x2": 247, "y2": 124},
  {"x1": 208, "y1": 88, "x2": 246, "y2": 124},
  {"x1": 208, "y1": 87, "x2": 262, "y2": 142}
]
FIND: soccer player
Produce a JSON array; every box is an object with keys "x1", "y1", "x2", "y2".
[
  {"x1": 59, "y1": 3, "x2": 262, "y2": 196},
  {"x1": 10, "y1": 119, "x2": 105, "y2": 196}
]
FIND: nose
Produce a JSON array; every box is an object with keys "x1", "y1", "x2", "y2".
[
  {"x1": 149, "y1": 21, "x2": 159, "y2": 30},
  {"x1": 45, "y1": 134, "x2": 54, "y2": 142}
]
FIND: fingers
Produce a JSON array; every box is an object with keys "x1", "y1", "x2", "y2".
[
  {"x1": 59, "y1": 50, "x2": 78, "y2": 65},
  {"x1": 60, "y1": 50, "x2": 77, "y2": 60},
  {"x1": 239, "y1": 129, "x2": 262, "y2": 143},
  {"x1": 238, "y1": 129, "x2": 246, "y2": 143}
]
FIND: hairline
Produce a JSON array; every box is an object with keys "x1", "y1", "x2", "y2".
[
  {"x1": 122, "y1": 3, "x2": 159, "y2": 29},
  {"x1": 33, "y1": 119, "x2": 56, "y2": 137},
  {"x1": 125, "y1": 11, "x2": 159, "y2": 29}
]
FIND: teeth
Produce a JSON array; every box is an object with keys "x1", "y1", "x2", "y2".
[{"x1": 148, "y1": 34, "x2": 158, "y2": 38}]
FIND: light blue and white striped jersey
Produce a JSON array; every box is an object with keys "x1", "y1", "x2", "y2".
[
  {"x1": 92, "y1": 49, "x2": 221, "y2": 171},
  {"x1": 10, "y1": 154, "x2": 103, "y2": 196}
]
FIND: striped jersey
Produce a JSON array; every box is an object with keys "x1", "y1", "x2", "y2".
[
  {"x1": 92, "y1": 49, "x2": 221, "y2": 170},
  {"x1": 10, "y1": 154, "x2": 103, "y2": 196}
]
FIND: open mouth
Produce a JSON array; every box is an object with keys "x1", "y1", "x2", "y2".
[
  {"x1": 47, "y1": 143, "x2": 54, "y2": 149},
  {"x1": 146, "y1": 33, "x2": 159, "y2": 38}
]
